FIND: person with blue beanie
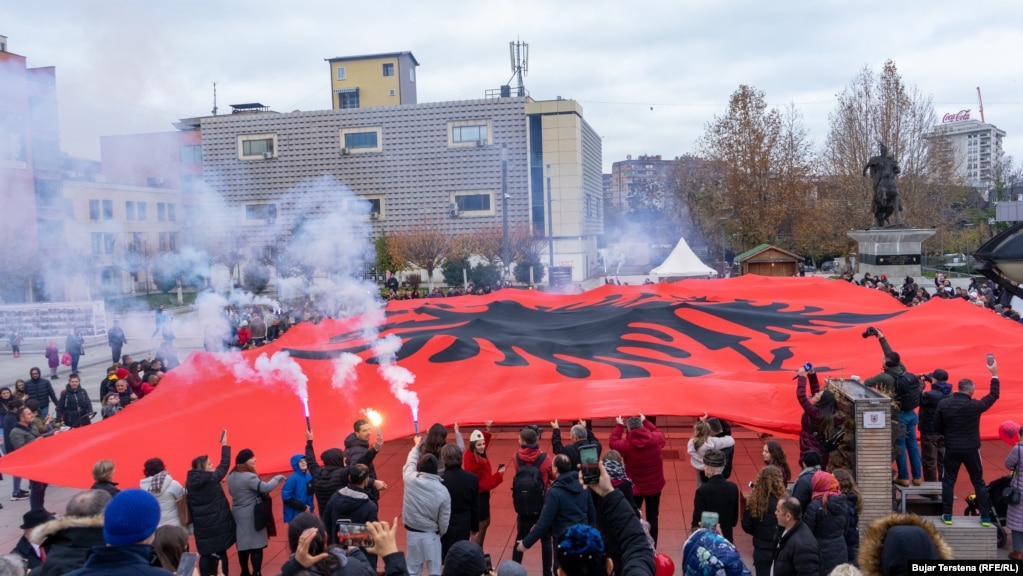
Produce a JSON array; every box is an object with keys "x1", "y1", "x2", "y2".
[{"x1": 65, "y1": 488, "x2": 171, "y2": 575}]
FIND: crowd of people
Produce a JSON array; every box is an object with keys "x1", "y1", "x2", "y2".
[{"x1": 841, "y1": 271, "x2": 1023, "y2": 322}]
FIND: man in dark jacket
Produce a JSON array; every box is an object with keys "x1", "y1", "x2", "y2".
[
  {"x1": 551, "y1": 419, "x2": 602, "y2": 470},
  {"x1": 937, "y1": 360, "x2": 1000, "y2": 525},
  {"x1": 11, "y1": 509, "x2": 53, "y2": 570},
  {"x1": 691, "y1": 449, "x2": 739, "y2": 543},
  {"x1": 772, "y1": 497, "x2": 819, "y2": 576},
  {"x1": 3, "y1": 398, "x2": 29, "y2": 501},
  {"x1": 31, "y1": 490, "x2": 110, "y2": 576},
  {"x1": 10, "y1": 405, "x2": 51, "y2": 511},
  {"x1": 343, "y1": 418, "x2": 387, "y2": 501},
  {"x1": 863, "y1": 328, "x2": 922, "y2": 486},
  {"x1": 64, "y1": 489, "x2": 168, "y2": 576},
  {"x1": 919, "y1": 368, "x2": 952, "y2": 482},
  {"x1": 517, "y1": 454, "x2": 596, "y2": 565},
  {"x1": 24, "y1": 368, "x2": 58, "y2": 419},
  {"x1": 791, "y1": 451, "x2": 822, "y2": 511},
  {"x1": 64, "y1": 328, "x2": 85, "y2": 375},
  {"x1": 323, "y1": 464, "x2": 380, "y2": 569},
  {"x1": 56, "y1": 374, "x2": 93, "y2": 429},
  {"x1": 440, "y1": 444, "x2": 480, "y2": 559},
  {"x1": 107, "y1": 320, "x2": 126, "y2": 364}
]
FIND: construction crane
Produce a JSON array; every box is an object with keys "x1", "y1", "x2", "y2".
[{"x1": 977, "y1": 86, "x2": 985, "y2": 123}]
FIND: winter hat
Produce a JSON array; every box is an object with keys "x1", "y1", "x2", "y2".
[
  {"x1": 20, "y1": 509, "x2": 54, "y2": 530},
  {"x1": 702, "y1": 449, "x2": 726, "y2": 469},
  {"x1": 116, "y1": 368, "x2": 129, "y2": 379},
  {"x1": 103, "y1": 489, "x2": 161, "y2": 546},
  {"x1": 469, "y1": 429, "x2": 485, "y2": 444},
  {"x1": 235, "y1": 448, "x2": 255, "y2": 464},
  {"x1": 441, "y1": 540, "x2": 486, "y2": 576},
  {"x1": 931, "y1": 368, "x2": 949, "y2": 382},
  {"x1": 626, "y1": 416, "x2": 643, "y2": 430},
  {"x1": 497, "y1": 560, "x2": 528, "y2": 576}
]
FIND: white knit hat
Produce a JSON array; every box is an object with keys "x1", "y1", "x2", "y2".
[{"x1": 469, "y1": 430, "x2": 485, "y2": 443}]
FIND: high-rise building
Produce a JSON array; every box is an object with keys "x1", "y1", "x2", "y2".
[
  {"x1": 608, "y1": 155, "x2": 674, "y2": 212},
  {"x1": 927, "y1": 109, "x2": 1005, "y2": 192},
  {"x1": 326, "y1": 52, "x2": 419, "y2": 110}
]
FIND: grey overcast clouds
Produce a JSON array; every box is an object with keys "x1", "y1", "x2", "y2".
[{"x1": 4, "y1": 0, "x2": 1022, "y2": 172}]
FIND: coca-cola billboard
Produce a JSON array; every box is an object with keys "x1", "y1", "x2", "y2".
[{"x1": 941, "y1": 109, "x2": 971, "y2": 123}]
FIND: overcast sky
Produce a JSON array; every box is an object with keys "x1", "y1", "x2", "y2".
[{"x1": 5, "y1": 1, "x2": 1022, "y2": 172}]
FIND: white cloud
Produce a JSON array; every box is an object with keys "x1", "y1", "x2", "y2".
[{"x1": 4, "y1": 0, "x2": 1021, "y2": 170}]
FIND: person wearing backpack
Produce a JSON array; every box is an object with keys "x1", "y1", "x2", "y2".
[
  {"x1": 863, "y1": 327, "x2": 923, "y2": 487},
  {"x1": 510, "y1": 425, "x2": 554, "y2": 576},
  {"x1": 516, "y1": 454, "x2": 596, "y2": 570}
]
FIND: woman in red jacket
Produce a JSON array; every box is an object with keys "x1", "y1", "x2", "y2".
[
  {"x1": 463, "y1": 421, "x2": 504, "y2": 548},
  {"x1": 609, "y1": 413, "x2": 666, "y2": 546}
]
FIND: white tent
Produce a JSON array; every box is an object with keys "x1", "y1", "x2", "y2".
[{"x1": 651, "y1": 236, "x2": 717, "y2": 279}]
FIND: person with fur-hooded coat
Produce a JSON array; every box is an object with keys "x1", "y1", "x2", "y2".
[
  {"x1": 858, "y1": 514, "x2": 952, "y2": 576},
  {"x1": 30, "y1": 491, "x2": 110, "y2": 576},
  {"x1": 803, "y1": 471, "x2": 848, "y2": 576}
]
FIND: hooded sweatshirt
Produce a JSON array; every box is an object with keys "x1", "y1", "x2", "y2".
[
  {"x1": 919, "y1": 380, "x2": 952, "y2": 435},
  {"x1": 282, "y1": 453, "x2": 314, "y2": 523},
  {"x1": 306, "y1": 442, "x2": 349, "y2": 514}
]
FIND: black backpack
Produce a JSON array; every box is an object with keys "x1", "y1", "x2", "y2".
[
  {"x1": 512, "y1": 453, "x2": 546, "y2": 516},
  {"x1": 891, "y1": 370, "x2": 921, "y2": 409}
]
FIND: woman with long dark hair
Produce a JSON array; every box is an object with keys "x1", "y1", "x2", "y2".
[
  {"x1": 228, "y1": 448, "x2": 285, "y2": 576},
  {"x1": 279, "y1": 512, "x2": 376, "y2": 576},
  {"x1": 833, "y1": 468, "x2": 861, "y2": 565},
  {"x1": 761, "y1": 440, "x2": 792, "y2": 484},
  {"x1": 186, "y1": 433, "x2": 235, "y2": 576},
  {"x1": 796, "y1": 365, "x2": 841, "y2": 470},
  {"x1": 152, "y1": 524, "x2": 190, "y2": 571},
  {"x1": 419, "y1": 422, "x2": 463, "y2": 475},
  {"x1": 741, "y1": 465, "x2": 788, "y2": 576},
  {"x1": 462, "y1": 422, "x2": 504, "y2": 548}
]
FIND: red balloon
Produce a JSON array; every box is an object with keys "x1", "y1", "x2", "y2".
[
  {"x1": 654, "y1": 552, "x2": 675, "y2": 576},
  {"x1": 999, "y1": 420, "x2": 1020, "y2": 446}
]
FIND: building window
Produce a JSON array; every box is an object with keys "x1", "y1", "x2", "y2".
[
  {"x1": 336, "y1": 66, "x2": 346, "y2": 80},
  {"x1": 91, "y1": 232, "x2": 101, "y2": 254},
  {"x1": 167, "y1": 204, "x2": 176, "y2": 222},
  {"x1": 138, "y1": 202, "x2": 147, "y2": 221},
  {"x1": 245, "y1": 203, "x2": 278, "y2": 221},
  {"x1": 130, "y1": 232, "x2": 145, "y2": 252},
  {"x1": 448, "y1": 120, "x2": 493, "y2": 147},
  {"x1": 126, "y1": 201, "x2": 136, "y2": 221},
  {"x1": 238, "y1": 134, "x2": 277, "y2": 159},
  {"x1": 89, "y1": 199, "x2": 100, "y2": 220},
  {"x1": 103, "y1": 199, "x2": 113, "y2": 220},
  {"x1": 180, "y1": 144, "x2": 202, "y2": 164},
  {"x1": 382, "y1": 63, "x2": 394, "y2": 77},
  {"x1": 453, "y1": 191, "x2": 494, "y2": 216},
  {"x1": 340, "y1": 127, "x2": 383, "y2": 153},
  {"x1": 104, "y1": 233, "x2": 116, "y2": 254},
  {"x1": 409, "y1": 68, "x2": 415, "y2": 83},
  {"x1": 158, "y1": 203, "x2": 166, "y2": 221},
  {"x1": 159, "y1": 232, "x2": 168, "y2": 251},
  {"x1": 337, "y1": 89, "x2": 359, "y2": 109}
]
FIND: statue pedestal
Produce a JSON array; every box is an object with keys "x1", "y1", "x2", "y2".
[{"x1": 847, "y1": 228, "x2": 936, "y2": 279}]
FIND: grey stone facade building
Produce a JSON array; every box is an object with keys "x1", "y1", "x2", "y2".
[{"x1": 197, "y1": 95, "x2": 603, "y2": 283}]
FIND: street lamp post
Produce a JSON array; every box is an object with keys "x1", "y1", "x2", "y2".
[
  {"x1": 547, "y1": 163, "x2": 554, "y2": 269},
  {"x1": 501, "y1": 144, "x2": 510, "y2": 283}
]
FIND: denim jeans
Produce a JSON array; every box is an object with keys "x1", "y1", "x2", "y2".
[{"x1": 894, "y1": 409, "x2": 922, "y2": 480}]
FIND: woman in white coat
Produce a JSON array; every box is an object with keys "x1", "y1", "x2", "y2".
[{"x1": 140, "y1": 457, "x2": 186, "y2": 527}]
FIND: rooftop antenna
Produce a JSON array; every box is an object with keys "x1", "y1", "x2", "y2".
[
  {"x1": 212, "y1": 82, "x2": 218, "y2": 116},
  {"x1": 508, "y1": 38, "x2": 528, "y2": 97},
  {"x1": 976, "y1": 86, "x2": 985, "y2": 123}
]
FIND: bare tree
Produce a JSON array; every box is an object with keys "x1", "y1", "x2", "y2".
[{"x1": 389, "y1": 222, "x2": 449, "y2": 288}]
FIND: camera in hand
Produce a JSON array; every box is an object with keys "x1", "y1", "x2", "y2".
[
  {"x1": 861, "y1": 326, "x2": 879, "y2": 338},
  {"x1": 337, "y1": 521, "x2": 374, "y2": 548}
]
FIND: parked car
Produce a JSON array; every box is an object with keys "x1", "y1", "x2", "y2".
[{"x1": 821, "y1": 261, "x2": 836, "y2": 272}]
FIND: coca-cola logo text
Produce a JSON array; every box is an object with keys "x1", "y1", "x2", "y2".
[{"x1": 941, "y1": 109, "x2": 971, "y2": 123}]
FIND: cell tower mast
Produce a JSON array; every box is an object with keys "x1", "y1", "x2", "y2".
[{"x1": 508, "y1": 39, "x2": 528, "y2": 97}]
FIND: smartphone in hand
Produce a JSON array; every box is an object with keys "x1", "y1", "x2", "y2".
[
  {"x1": 579, "y1": 445, "x2": 600, "y2": 484},
  {"x1": 987, "y1": 353, "x2": 995, "y2": 366},
  {"x1": 175, "y1": 552, "x2": 198, "y2": 576}
]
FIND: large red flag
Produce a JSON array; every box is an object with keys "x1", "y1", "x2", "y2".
[{"x1": 1, "y1": 276, "x2": 1016, "y2": 488}]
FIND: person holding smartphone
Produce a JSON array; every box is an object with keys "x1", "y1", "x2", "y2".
[
  {"x1": 463, "y1": 422, "x2": 504, "y2": 548},
  {"x1": 516, "y1": 454, "x2": 596, "y2": 569}
]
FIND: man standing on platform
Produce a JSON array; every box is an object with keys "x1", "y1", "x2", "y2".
[
  {"x1": 937, "y1": 359, "x2": 1000, "y2": 526},
  {"x1": 919, "y1": 368, "x2": 952, "y2": 482}
]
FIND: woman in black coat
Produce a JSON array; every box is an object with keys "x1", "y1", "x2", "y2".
[
  {"x1": 439, "y1": 444, "x2": 480, "y2": 560},
  {"x1": 186, "y1": 437, "x2": 236, "y2": 576},
  {"x1": 741, "y1": 466, "x2": 788, "y2": 576},
  {"x1": 57, "y1": 375, "x2": 93, "y2": 428},
  {"x1": 803, "y1": 471, "x2": 849, "y2": 576}
]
